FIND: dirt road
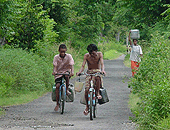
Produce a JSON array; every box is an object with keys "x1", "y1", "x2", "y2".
[{"x1": 0, "y1": 55, "x2": 136, "y2": 130}]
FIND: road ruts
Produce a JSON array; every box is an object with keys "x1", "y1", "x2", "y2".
[{"x1": 0, "y1": 54, "x2": 136, "y2": 130}]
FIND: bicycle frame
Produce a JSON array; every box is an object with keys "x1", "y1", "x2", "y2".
[
  {"x1": 59, "y1": 77, "x2": 66, "y2": 102},
  {"x1": 79, "y1": 72, "x2": 104, "y2": 120},
  {"x1": 88, "y1": 81, "x2": 96, "y2": 106},
  {"x1": 55, "y1": 73, "x2": 70, "y2": 114}
]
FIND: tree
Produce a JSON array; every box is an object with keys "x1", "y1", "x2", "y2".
[
  {"x1": 0, "y1": 0, "x2": 58, "y2": 50},
  {"x1": 0, "y1": 0, "x2": 13, "y2": 45},
  {"x1": 122, "y1": 0, "x2": 170, "y2": 26}
]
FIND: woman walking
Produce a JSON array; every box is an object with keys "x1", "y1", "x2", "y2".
[{"x1": 129, "y1": 31, "x2": 143, "y2": 77}]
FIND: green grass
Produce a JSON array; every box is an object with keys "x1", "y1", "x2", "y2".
[
  {"x1": 104, "y1": 49, "x2": 123, "y2": 60},
  {"x1": 0, "y1": 108, "x2": 5, "y2": 115},
  {"x1": 0, "y1": 91, "x2": 47, "y2": 107},
  {"x1": 0, "y1": 91, "x2": 48, "y2": 116},
  {"x1": 128, "y1": 93, "x2": 141, "y2": 120},
  {"x1": 156, "y1": 115, "x2": 170, "y2": 130},
  {"x1": 123, "y1": 53, "x2": 131, "y2": 68}
]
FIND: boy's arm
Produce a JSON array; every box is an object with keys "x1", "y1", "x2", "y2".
[
  {"x1": 76, "y1": 54, "x2": 87, "y2": 75},
  {"x1": 69, "y1": 54, "x2": 74, "y2": 76},
  {"x1": 52, "y1": 66, "x2": 56, "y2": 75},
  {"x1": 128, "y1": 31, "x2": 132, "y2": 45},
  {"x1": 52, "y1": 57, "x2": 57, "y2": 75},
  {"x1": 99, "y1": 52, "x2": 106, "y2": 75},
  {"x1": 70, "y1": 65, "x2": 74, "y2": 76}
]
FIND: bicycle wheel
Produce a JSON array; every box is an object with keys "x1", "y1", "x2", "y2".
[
  {"x1": 60, "y1": 86, "x2": 65, "y2": 114},
  {"x1": 93, "y1": 105, "x2": 96, "y2": 118},
  {"x1": 93, "y1": 95, "x2": 96, "y2": 118},
  {"x1": 90, "y1": 91, "x2": 93, "y2": 120}
]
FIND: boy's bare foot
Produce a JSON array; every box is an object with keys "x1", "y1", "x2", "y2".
[
  {"x1": 97, "y1": 94, "x2": 102, "y2": 99},
  {"x1": 54, "y1": 104, "x2": 59, "y2": 111},
  {"x1": 83, "y1": 107, "x2": 89, "y2": 116},
  {"x1": 66, "y1": 90, "x2": 71, "y2": 95}
]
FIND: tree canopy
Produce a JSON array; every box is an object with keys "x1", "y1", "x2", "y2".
[{"x1": 0, "y1": 0, "x2": 169, "y2": 49}]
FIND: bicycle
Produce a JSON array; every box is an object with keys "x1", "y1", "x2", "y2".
[
  {"x1": 79, "y1": 72, "x2": 104, "y2": 120},
  {"x1": 54, "y1": 73, "x2": 70, "y2": 114}
]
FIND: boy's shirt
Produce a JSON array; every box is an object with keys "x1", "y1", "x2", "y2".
[{"x1": 53, "y1": 53, "x2": 74, "y2": 79}]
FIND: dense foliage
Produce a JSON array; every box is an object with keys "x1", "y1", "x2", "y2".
[
  {"x1": 129, "y1": 34, "x2": 170, "y2": 129},
  {"x1": 0, "y1": 48, "x2": 53, "y2": 97}
]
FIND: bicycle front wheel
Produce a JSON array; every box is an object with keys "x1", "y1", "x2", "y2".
[
  {"x1": 93, "y1": 100, "x2": 96, "y2": 118},
  {"x1": 60, "y1": 86, "x2": 66, "y2": 114},
  {"x1": 90, "y1": 91, "x2": 93, "y2": 120}
]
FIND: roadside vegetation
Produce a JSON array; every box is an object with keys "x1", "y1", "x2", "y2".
[
  {"x1": 128, "y1": 34, "x2": 170, "y2": 130},
  {"x1": 0, "y1": 0, "x2": 170, "y2": 129}
]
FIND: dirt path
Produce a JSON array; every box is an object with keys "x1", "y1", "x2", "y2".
[{"x1": 0, "y1": 54, "x2": 136, "y2": 130}]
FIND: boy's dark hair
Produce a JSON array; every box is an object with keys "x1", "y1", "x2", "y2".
[
  {"x1": 133, "y1": 39, "x2": 138, "y2": 42},
  {"x1": 87, "y1": 44, "x2": 98, "y2": 53},
  {"x1": 59, "y1": 44, "x2": 67, "y2": 50}
]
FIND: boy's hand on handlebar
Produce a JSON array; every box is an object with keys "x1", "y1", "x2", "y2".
[
  {"x1": 70, "y1": 73, "x2": 74, "y2": 77},
  {"x1": 101, "y1": 71, "x2": 106, "y2": 76},
  {"x1": 52, "y1": 72, "x2": 55, "y2": 76},
  {"x1": 76, "y1": 72, "x2": 81, "y2": 76}
]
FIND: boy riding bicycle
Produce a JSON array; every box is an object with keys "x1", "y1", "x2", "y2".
[
  {"x1": 52, "y1": 44, "x2": 74, "y2": 111},
  {"x1": 76, "y1": 44, "x2": 106, "y2": 115}
]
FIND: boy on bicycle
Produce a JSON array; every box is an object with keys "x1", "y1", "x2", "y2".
[
  {"x1": 76, "y1": 44, "x2": 106, "y2": 115},
  {"x1": 52, "y1": 44, "x2": 74, "y2": 111}
]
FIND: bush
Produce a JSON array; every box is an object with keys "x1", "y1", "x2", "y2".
[
  {"x1": 129, "y1": 33, "x2": 170, "y2": 129},
  {"x1": 0, "y1": 48, "x2": 53, "y2": 97},
  {"x1": 98, "y1": 40, "x2": 126, "y2": 56},
  {"x1": 157, "y1": 114, "x2": 170, "y2": 130}
]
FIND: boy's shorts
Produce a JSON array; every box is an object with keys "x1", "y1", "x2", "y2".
[
  {"x1": 85, "y1": 69, "x2": 103, "y2": 88},
  {"x1": 55, "y1": 75, "x2": 67, "y2": 84},
  {"x1": 55, "y1": 77, "x2": 63, "y2": 84},
  {"x1": 55, "y1": 75, "x2": 70, "y2": 84}
]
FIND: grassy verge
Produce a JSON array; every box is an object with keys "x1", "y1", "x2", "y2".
[
  {"x1": 128, "y1": 93, "x2": 141, "y2": 121},
  {"x1": 0, "y1": 91, "x2": 48, "y2": 115},
  {"x1": 0, "y1": 91, "x2": 47, "y2": 107},
  {"x1": 0, "y1": 108, "x2": 5, "y2": 115},
  {"x1": 123, "y1": 53, "x2": 131, "y2": 68},
  {"x1": 104, "y1": 49, "x2": 123, "y2": 60},
  {"x1": 127, "y1": 34, "x2": 170, "y2": 129},
  {"x1": 156, "y1": 115, "x2": 170, "y2": 130}
]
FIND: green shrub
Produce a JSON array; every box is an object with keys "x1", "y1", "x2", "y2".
[
  {"x1": 0, "y1": 48, "x2": 53, "y2": 97},
  {"x1": 156, "y1": 114, "x2": 170, "y2": 130},
  {"x1": 98, "y1": 40, "x2": 126, "y2": 55},
  {"x1": 0, "y1": 73, "x2": 15, "y2": 97},
  {"x1": 129, "y1": 33, "x2": 170, "y2": 129}
]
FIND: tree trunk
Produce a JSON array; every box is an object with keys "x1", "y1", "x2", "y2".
[
  {"x1": 116, "y1": 32, "x2": 120, "y2": 42},
  {"x1": 0, "y1": 37, "x2": 5, "y2": 46}
]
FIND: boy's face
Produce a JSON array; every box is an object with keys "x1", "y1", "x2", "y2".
[
  {"x1": 59, "y1": 48, "x2": 67, "y2": 58},
  {"x1": 89, "y1": 51, "x2": 97, "y2": 57}
]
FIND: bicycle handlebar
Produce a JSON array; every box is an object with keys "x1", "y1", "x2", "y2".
[
  {"x1": 78, "y1": 72, "x2": 104, "y2": 76},
  {"x1": 55, "y1": 73, "x2": 70, "y2": 76}
]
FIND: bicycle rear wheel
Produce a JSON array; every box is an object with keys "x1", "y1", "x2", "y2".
[
  {"x1": 90, "y1": 91, "x2": 93, "y2": 120},
  {"x1": 60, "y1": 86, "x2": 65, "y2": 114}
]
